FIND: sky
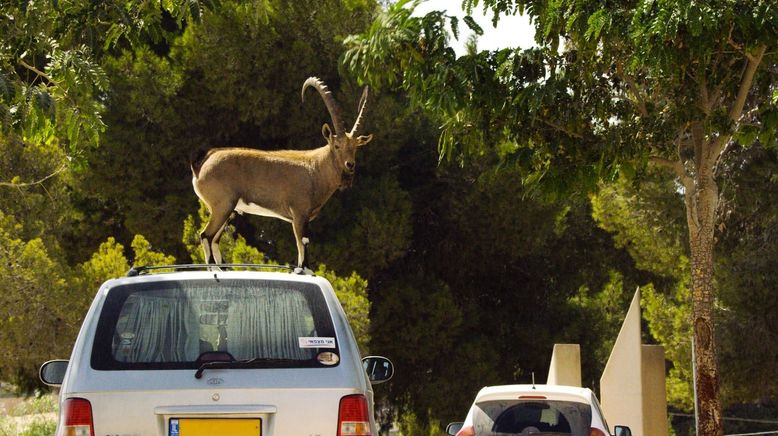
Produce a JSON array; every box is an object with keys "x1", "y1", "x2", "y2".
[{"x1": 412, "y1": 0, "x2": 536, "y2": 56}]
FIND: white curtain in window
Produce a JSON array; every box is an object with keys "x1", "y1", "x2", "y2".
[
  {"x1": 114, "y1": 292, "x2": 200, "y2": 363},
  {"x1": 226, "y1": 287, "x2": 315, "y2": 360}
]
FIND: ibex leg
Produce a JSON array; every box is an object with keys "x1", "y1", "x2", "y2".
[
  {"x1": 200, "y1": 206, "x2": 234, "y2": 264},
  {"x1": 210, "y1": 217, "x2": 232, "y2": 264},
  {"x1": 292, "y1": 217, "x2": 309, "y2": 268}
]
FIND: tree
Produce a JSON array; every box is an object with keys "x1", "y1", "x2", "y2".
[
  {"x1": 0, "y1": 210, "x2": 72, "y2": 393},
  {"x1": 344, "y1": 1, "x2": 778, "y2": 433},
  {"x1": 715, "y1": 146, "x2": 778, "y2": 404},
  {"x1": 591, "y1": 156, "x2": 778, "y2": 427},
  {"x1": 0, "y1": 0, "x2": 212, "y2": 169}
]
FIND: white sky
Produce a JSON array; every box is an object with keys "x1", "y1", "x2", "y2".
[{"x1": 412, "y1": 0, "x2": 536, "y2": 56}]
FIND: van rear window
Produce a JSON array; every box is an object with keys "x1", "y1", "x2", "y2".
[{"x1": 91, "y1": 279, "x2": 339, "y2": 370}]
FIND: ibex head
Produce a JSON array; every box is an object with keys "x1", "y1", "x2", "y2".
[{"x1": 302, "y1": 77, "x2": 373, "y2": 189}]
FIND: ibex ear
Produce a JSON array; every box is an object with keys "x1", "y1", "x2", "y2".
[
  {"x1": 356, "y1": 134, "x2": 373, "y2": 147},
  {"x1": 322, "y1": 124, "x2": 334, "y2": 143}
]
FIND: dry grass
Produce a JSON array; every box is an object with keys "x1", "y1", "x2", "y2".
[{"x1": 0, "y1": 393, "x2": 57, "y2": 436}]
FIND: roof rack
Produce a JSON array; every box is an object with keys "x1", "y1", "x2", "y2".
[{"x1": 126, "y1": 264, "x2": 306, "y2": 277}]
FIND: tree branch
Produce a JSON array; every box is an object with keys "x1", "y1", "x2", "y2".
[
  {"x1": 703, "y1": 45, "x2": 768, "y2": 162},
  {"x1": 728, "y1": 45, "x2": 766, "y2": 124},
  {"x1": 649, "y1": 156, "x2": 693, "y2": 189},
  {"x1": 18, "y1": 59, "x2": 58, "y2": 86},
  {"x1": 536, "y1": 117, "x2": 584, "y2": 139},
  {"x1": 616, "y1": 61, "x2": 649, "y2": 116},
  {"x1": 697, "y1": 68, "x2": 711, "y2": 115},
  {"x1": 0, "y1": 162, "x2": 68, "y2": 188}
]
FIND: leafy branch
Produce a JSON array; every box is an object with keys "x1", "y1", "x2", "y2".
[{"x1": 0, "y1": 161, "x2": 68, "y2": 189}]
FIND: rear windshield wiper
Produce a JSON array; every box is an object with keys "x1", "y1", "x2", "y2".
[{"x1": 194, "y1": 358, "x2": 302, "y2": 379}]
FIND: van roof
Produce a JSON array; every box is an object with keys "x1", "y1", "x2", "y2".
[
  {"x1": 126, "y1": 264, "x2": 306, "y2": 277},
  {"x1": 102, "y1": 266, "x2": 329, "y2": 293}
]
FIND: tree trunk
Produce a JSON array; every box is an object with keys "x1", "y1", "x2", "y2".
[{"x1": 685, "y1": 153, "x2": 723, "y2": 436}]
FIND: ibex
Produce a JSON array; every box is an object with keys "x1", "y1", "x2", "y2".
[{"x1": 190, "y1": 77, "x2": 372, "y2": 268}]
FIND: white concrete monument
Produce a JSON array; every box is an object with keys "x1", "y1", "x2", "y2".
[
  {"x1": 600, "y1": 288, "x2": 669, "y2": 436},
  {"x1": 547, "y1": 343, "x2": 582, "y2": 387}
]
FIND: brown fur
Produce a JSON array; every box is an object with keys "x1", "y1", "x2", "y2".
[{"x1": 191, "y1": 78, "x2": 373, "y2": 268}]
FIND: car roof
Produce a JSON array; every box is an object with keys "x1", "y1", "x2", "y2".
[
  {"x1": 473, "y1": 384, "x2": 594, "y2": 405},
  {"x1": 100, "y1": 269, "x2": 332, "y2": 293}
]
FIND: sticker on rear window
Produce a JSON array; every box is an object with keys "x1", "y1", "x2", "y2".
[{"x1": 299, "y1": 337, "x2": 336, "y2": 348}]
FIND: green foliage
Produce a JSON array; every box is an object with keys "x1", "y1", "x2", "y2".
[
  {"x1": 73, "y1": 237, "x2": 130, "y2": 292},
  {"x1": 0, "y1": 136, "x2": 73, "y2": 246},
  {"x1": 347, "y1": 3, "x2": 778, "y2": 432},
  {"x1": 0, "y1": 414, "x2": 57, "y2": 436},
  {"x1": 0, "y1": 211, "x2": 72, "y2": 393},
  {"x1": 182, "y1": 203, "x2": 268, "y2": 265},
  {"x1": 131, "y1": 234, "x2": 177, "y2": 267},
  {"x1": 311, "y1": 175, "x2": 413, "y2": 278},
  {"x1": 397, "y1": 410, "x2": 442, "y2": 436},
  {"x1": 566, "y1": 271, "x2": 632, "y2": 386},
  {"x1": 345, "y1": 0, "x2": 778, "y2": 195},
  {"x1": 643, "y1": 282, "x2": 694, "y2": 411},
  {"x1": 316, "y1": 264, "x2": 371, "y2": 354},
  {"x1": 715, "y1": 147, "x2": 778, "y2": 404},
  {"x1": 8, "y1": 393, "x2": 58, "y2": 416},
  {"x1": 0, "y1": 0, "x2": 213, "y2": 165},
  {"x1": 17, "y1": 418, "x2": 56, "y2": 436},
  {"x1": 591, "y1": 171, "x2": 688, "y2": 280},
  {"x1": 369, "y1": 271, "x2": 466, "y2": 422}
]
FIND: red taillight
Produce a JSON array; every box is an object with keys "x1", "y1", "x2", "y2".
[
  {"x1": 337, "y1": 394, "x2": 371, "y2": 436},
  {"x1": 590, "y1": 429, "x2": 607, "y2": 436},
  {"x1": 456, "y1": 425, "x2": 475, "y2": 436},
  {"x1": 62, "y1": 398, "x2": 94, "y2": 436}
]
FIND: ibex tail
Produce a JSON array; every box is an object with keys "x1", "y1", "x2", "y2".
[{"x1": 190, "y1": 148, "x2": 210, "y2": 178}]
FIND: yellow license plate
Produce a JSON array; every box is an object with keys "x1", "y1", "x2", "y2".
[{"x1": 171, "y1": 418, "x2": 261, "y2": 436}]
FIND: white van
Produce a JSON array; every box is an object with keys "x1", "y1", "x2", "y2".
[{"x1": 40, "y1": 265, "x2": 393, "y2": 436}]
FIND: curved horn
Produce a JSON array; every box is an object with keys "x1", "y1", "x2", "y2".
[
  {"x1": 350, "y1": 86, "x2": 369, "y2": 136},
  {"x1": 302, "y1": 77, "x2": 345, "y2": 136}
]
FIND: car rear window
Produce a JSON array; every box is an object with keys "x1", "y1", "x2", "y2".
[
  {"x1": 91, "y1": 278, "x2": 339, "y2": 370},
  {"x1": 472, "y1": 399, "x2": 592, "y2": 435}
]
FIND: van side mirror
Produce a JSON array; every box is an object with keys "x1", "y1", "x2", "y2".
[
  {"x1": 40, "y1": 359, "x2": 68, "y2": 386},
  {"x1": 362, "y1": 356, "x2": 394, "y2": 384},
  {"x1": 614, "y1": 425, "x2": 632, "y2": 436},
  {"x1": 446, "y1": 422, "x2": 464, "y2": 435}
]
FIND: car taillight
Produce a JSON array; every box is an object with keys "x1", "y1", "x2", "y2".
[
  {"x1": 590, "y1": 429, "x2": 607, "y2": 436},
  {"x1": 62, "y1": 398, "x2": 94, "y2": 436},
  {"x1": 456, "y1": 425, "x2": 475, "y2": 436},
  {"x1": 337, "y1": 394, "x2": 371, "y2": 436}
]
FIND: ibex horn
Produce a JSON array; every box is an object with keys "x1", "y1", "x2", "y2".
[
  {"x1": 350, "y1": 86, "x2": 369, "y2": 136},
  {"x1": 302, "y1": 77, "x2": 345, "y2": 136}
]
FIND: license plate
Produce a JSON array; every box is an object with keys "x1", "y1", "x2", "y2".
[{"x1": 169, "y1": 418, "x2": 261, "y2": 436}]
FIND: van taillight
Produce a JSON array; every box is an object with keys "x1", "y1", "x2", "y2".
[
  {"x1": 590, "y1": 429, "x2": 607, "y2": 436},
  {"x1": 62, "y1": 398, "x2": 94, "y2": 436},
  {"x1": 337, "y1": 394, "x2": 371, "y2": 436}
]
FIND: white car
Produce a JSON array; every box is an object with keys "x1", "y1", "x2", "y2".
[
  {"x1": 446, "y1": 384, "x2": 632, "y2": 436},
  {"x1": 40, "y1": 265, "x2": 393, "y2": 436}
]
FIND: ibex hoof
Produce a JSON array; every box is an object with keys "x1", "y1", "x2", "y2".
[
  {"x1": 302, "y1": 237, "x2": 310, "y2": 245},
  {"x1": 293, "y1": 267, "x2": 314, "y2": 275}
]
